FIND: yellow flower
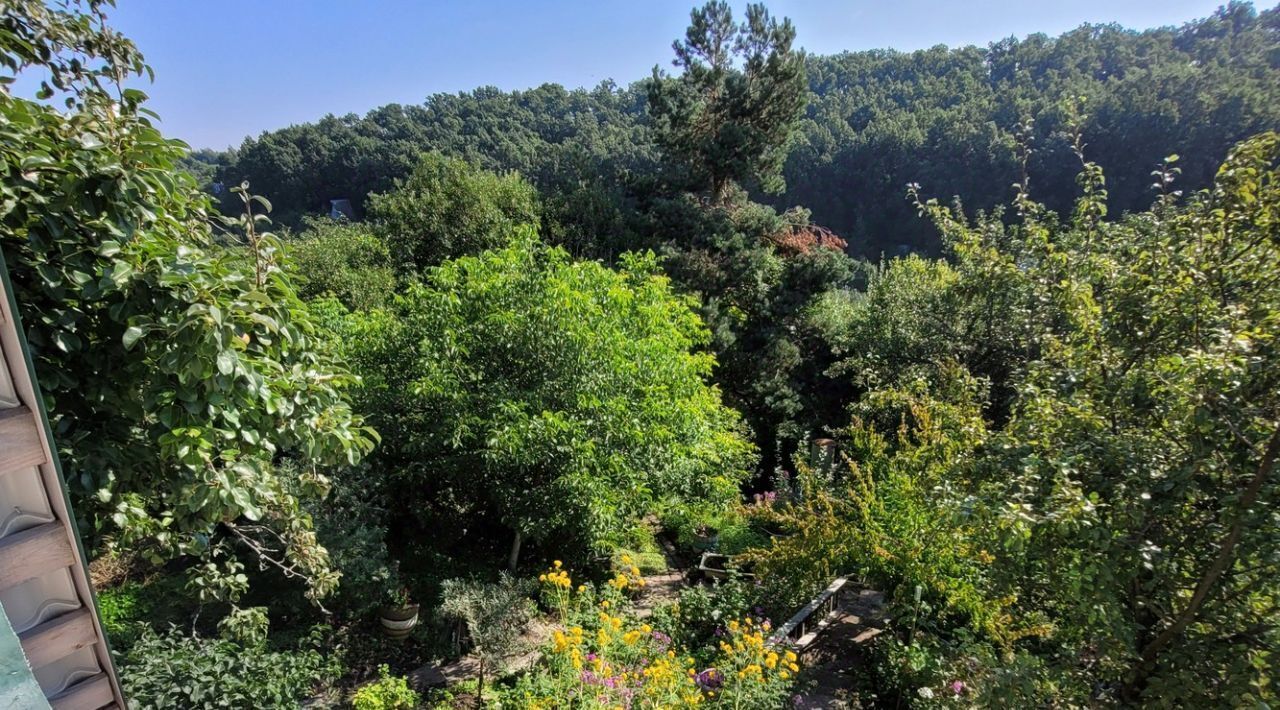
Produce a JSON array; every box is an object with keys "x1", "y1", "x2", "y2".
[
  {"x1": 780, "y1": 670, "x2": 790, "y2": 680},
  {"x1": 553, "y1": 560, "x2": 562, "y2": 568}
]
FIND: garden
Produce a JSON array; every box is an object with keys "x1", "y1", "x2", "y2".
[{"x1": 2, "y1": 1, "x2": 1278, "y2": 708}]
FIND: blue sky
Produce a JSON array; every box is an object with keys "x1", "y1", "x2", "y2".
[{"x1": 90, "y1": 0, "x2": 1233, "y2": 149}]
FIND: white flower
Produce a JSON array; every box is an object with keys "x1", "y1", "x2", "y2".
[{"x1": 917, "y1": 687, "x2": 935, "y2": 699}]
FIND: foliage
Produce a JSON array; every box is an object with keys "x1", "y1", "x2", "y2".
[
  {"x1": 119, "y1": 626, "x2": 340, "y2": 709},
  {"x1": 614, "y1": 549, "x2": 668, "y2": 575},
  {"x1": 758, "y1": 132, "x2": 1280, "y2": 705},
  {"x1": 440, "y1": 574, "x2": 538, "y2": 701},
  {"x1": 198, "y1": 3, "x2": 1280, "y2": 483},
  {"x1": 647, "y1": 1, "x2": 807, "y2": 202},
  {"x1": 208, "y1": 5, "x2": 1278, "y2": 262},
  {"x1": 286, "y1": 217, "x2": 396, "y2": 310},
  {"x1": 216, "y1": 605, "x2": 269, "y2": 646},
  {"x1": 97, "y1": 584, "x2": 145, "y2": 649},
  {"x1": 912, "y1": 130, "x2": 1280, "y2": 704},
  {"x1": 654, "y1": 574, "x2": 760, "y2": 652},
  {"x1": 511, "y1": 568, "x2": 797, "y2": 708},
  {"x1": 339, "y1": 234, "x2": 754, "y2": 562},
  {"x1": 307, "y1": 461, "x2": 398, "y2": 618},
  {"x1": 0, "y1": 0, "x2": 375, "y2": 601},
  {"x1": 351, "y1": 665, "x2": 420, "y2": 710},
  {"x1": 368, "y1": 151, "x2": 540, "y2": 272}
]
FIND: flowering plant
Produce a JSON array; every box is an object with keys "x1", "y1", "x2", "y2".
[{"x1": 516, "y1": 571, "x2": 798, "y2": 708}]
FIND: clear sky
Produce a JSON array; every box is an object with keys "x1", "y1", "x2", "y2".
[{"x1": 93, "y1": 0, "x2": 1235, "y2": 149}]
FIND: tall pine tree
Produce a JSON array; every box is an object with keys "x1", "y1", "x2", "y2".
[{"x1": 647, "y1": 2, "x2": 806, "y2": 204}]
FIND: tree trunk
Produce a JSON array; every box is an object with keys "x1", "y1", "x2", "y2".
[
  {"x1": 507, "y1": 529, "x2": 523, "y2": 573},
  {"x1": 1123, "y1": 426, "x2": 1280, "y2": 700},
  {"x1": 475, "y1": 657, "x2": 485, "y2": 710}
]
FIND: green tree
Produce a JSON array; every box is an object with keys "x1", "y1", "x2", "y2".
[
  {"x1": 340, "y1": 233, "x2": 754, "y2": 568},
  {"x1": 767, "y1": 133, "x2": 1280, "y2": 705},
  {"x1": 0, "y1": 0, "x2": 374, "y2": 601},
  {"x1": 367, "y1": 152, "x2": 540, "y2": 272},
  {"x1": 647, "y1": 1, "x2": 807, "y2": 203},
  {"x1": 286, "y1": 217, "x2": 396, "y2": 310}
]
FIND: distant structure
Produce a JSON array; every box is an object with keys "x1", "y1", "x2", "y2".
[
  {"x1": 329, "y1": 198, "x2": 355, "y2": 221},
  {"x1": 766, "y1": 224, "x2": 848, "y2": 256}
]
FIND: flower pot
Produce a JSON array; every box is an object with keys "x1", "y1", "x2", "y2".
[{"x1": 379, "y1": 603, "x2": 419, "y2": 639}]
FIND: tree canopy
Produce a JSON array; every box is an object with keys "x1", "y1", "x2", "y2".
[
  {"x1": 336, "y1": 234, "x2": 754, "y2": 563},
  {"x1": 0, "y1": 0, "x2": 374, "y2": 602}
]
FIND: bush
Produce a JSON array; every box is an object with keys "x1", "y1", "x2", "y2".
[
  {"x1": 308, "y1": 461, "x2": 397, "y2": 619},
  {"x1": 352, "y1": 664, "x2": 419, "y2": 710},
  {"x1": 97, "y1": 585, "x2": 143, "y2": 648},
  {"x1": 119, "y1": 627, "x2": 340, "y2": 709},
  {"x1": 653, "y1": 574, "x2": 760, "y2": 652},
  {"x1": 512, "y1": 575, "x2": 798, "y2": 708},
  {"x1": 287, "y1": 218, "x2": 396, "y2": 311},
  {"x1": 715, "y1": 521, "x2": 767, "y2": 556},
  {"x1": 612, "y1": 549, "x2": 667, "y2": 574}
]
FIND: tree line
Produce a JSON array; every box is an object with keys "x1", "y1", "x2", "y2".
[{"x1": 203, "y1": 2, "x2": 1278, "y2": 259}]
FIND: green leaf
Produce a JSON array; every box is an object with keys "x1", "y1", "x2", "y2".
[
  {"x1": 122, "y1": 325, "x2": 144, "y2": 350},
  {"x1": 216, "y1": 350, "x2": 235, "y2": 376}
]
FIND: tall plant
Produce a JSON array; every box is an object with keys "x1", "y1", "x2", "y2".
[
  {"x1": 0, "y1": 0, "x2": 375, "y2": 601},
  {"x1": 340, "y1": 233, "x2": 754, "y2": 568}
]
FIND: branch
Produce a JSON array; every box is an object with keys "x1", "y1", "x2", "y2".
[
  {"x1": 225, "y1": 522, "x2": 332, "y2": 615},
  {"x1": 1126, "y1": 425, "x2": 1280, "y2": 693}
]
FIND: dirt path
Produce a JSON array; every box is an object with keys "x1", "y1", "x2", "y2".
[{"x1": 633, "y1": 529, "x2": 688, "y2": 618}]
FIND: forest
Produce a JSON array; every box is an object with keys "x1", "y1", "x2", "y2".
[{"x1": 1, "y1": 0, "x2": 1278, "y2": 708}]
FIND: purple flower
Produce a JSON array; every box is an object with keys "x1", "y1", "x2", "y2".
[
  {"x1": 950, "y1": 680, "x2": 966, "y2": 695},
  {"x1": 696, "y1": 668, "x2": 724, "y2": 690}
]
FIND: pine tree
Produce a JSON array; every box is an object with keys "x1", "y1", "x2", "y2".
[{"x1": 648, "y1": 2, "x2": 806, "y2": 204}]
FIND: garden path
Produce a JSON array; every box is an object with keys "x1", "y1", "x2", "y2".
[
  {"x1": 633, "y1": 533, "x2": 687, "y2": 618},
  {"x1": 792, "y1": 589, "x2": 886, "y2": 709}
]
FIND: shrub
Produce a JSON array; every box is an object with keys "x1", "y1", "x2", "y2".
[
  {"x1": 511, "y1": 577, "x2": 798, "y2": 708},
  {"x1": 97, "y1": 585, "x2": 143, "y2": 648},
  {"x1": 307, "y1": 461, "x2": 397, "y2": 619},
  {"x1": 119, "y1": 627, "x2": 339, "y2": 709},
  {"x1": 351, "y1": 665, "x2": 419, "y2": 710},
  {"x1": 287, "y1": 218, "x2": 396, "y2": 310},
  {"x1": 341, "y1": 235, "x2": 754, "y2": 565}
]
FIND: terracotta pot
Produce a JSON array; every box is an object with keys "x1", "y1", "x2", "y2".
[{"x1": 379, "y1": 603, "x2": 419, "y2": 639}]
